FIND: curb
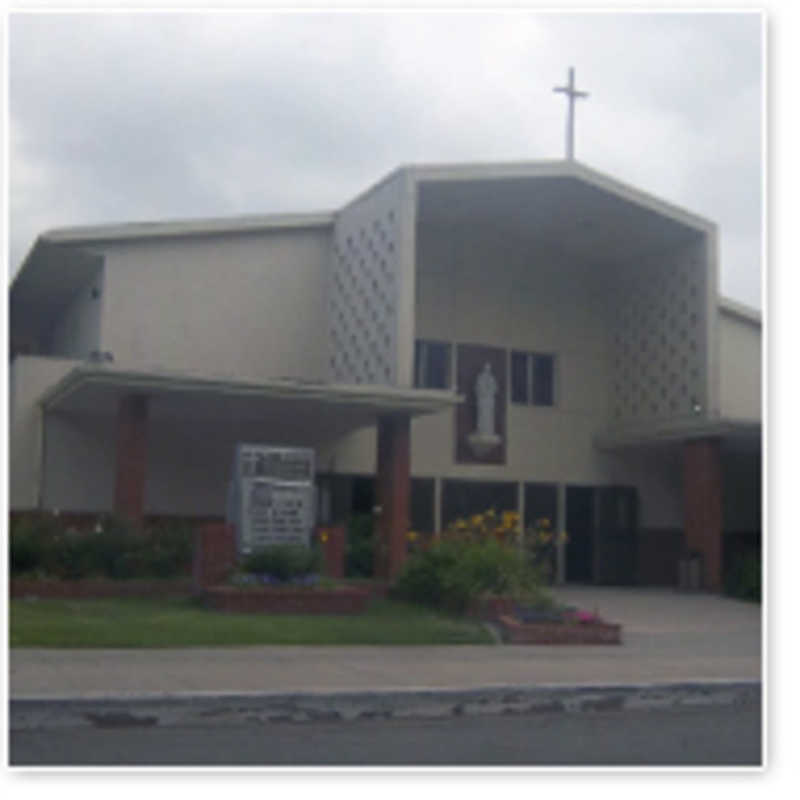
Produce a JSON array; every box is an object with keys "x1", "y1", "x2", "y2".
[{"x1": 10, "y1": 680, "x2": 761, "y2": 731}]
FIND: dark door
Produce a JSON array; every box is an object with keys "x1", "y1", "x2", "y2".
[
  {"x1": 566, "y1": 486, "x2": 594, "y2": 582},
  {"x1": 593, "y1": 487, "x2": 638, "y2": 585},
  {"x1": 441, "y1": 480, "x2": 517, "y2": 528},
  {"x1": 524, "y1": 483, "x2": 558, "y2": 531}
]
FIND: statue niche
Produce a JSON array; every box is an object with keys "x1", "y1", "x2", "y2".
[{"x1": 468, "y1": 362, "x2": 502, "y2": 457}]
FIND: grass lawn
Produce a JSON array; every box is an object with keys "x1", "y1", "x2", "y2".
[{"x1": 9, "y1": 595, "x2": 494, "y2": 647}]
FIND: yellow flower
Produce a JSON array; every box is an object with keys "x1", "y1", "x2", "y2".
[
  {"x1": 406, "y1": 530, "x2": 419, "y2": 542},
  {"x1": 455, "y1": 519, "x2": 467, "y2": 530},
  {"x1": 502, "y1": 511, "x2": 519, "y2": 528},
  {"x1": 540, "y1": 517, "x2": 551, "y2": 528},
  {"x1": 320, "y1": 531, "x2": 329, "y2": 543},
  {"x1": 471, "y1": 514, "x2": 484, "y2": 526}
]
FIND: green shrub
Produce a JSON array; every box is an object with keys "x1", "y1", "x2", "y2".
[
  {"x1": 392, "y1": 539, "x2": 462, "y2": 607},
  {"x1": 47, "y1": 529, "x2": 98, "y2": 580},
  {"x1": 345, "y1": 514, "x2": 375, "y2": 578},
  {"x1": 141, "y1": 522, "x2": 194, "y2": 578},
  {"x1": 394, "y1": 538, "x2": 543, "y2": 614},
  {"x1": 89, "y1": 516, "x2": 142, "y2": 578},
  {"x1": 241, "y1": 544, "x2": 320, "y2": 581},
  {"x1": 10, "y1": 514, "x2": 195, "y2": 581},
  {"x1": 9, "y1": 515, "x2": 60, "y2": 575},
  {"x1": 725, "y1": 552, "x2": 761, "y2": 602}
]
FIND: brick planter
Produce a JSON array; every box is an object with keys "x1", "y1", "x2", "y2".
[
  {"x1": 497, "y1": 614, "x2": 622, "y2": 645},
  {"x1": 10, "y1": 577, "x2": 194, "y2": 599},
  {"x1": 204, "y1": 585, "x2": 370, "y2": 615}
]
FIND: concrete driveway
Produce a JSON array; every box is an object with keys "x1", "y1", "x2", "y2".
[{"x1": 9, "y1": 587, "x2": 762, "y2": 697}]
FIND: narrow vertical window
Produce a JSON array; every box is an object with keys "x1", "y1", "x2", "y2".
[
  {"x1": 511, "y1": 351, "x2": 529, "y2": 403},
  {"x1": 532, "y1": 354, "x2": 554, "y2": 406},
  {"x1": 414, "y1": 340, "x2": 451, "y2": 389},
  {"x1": 511, "y1": 351, "x2": 556, "y2": 406}
]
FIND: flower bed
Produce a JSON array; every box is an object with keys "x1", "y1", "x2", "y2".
[
  {"x1": 467, "y1": 594, "x2": 623, "y2": 644},
  {"x1": 203, "y1": 584, "x2": 371, "y2": 615},
  {"x1": 10, "y1": 576, "x2": 194, "y2": 599}
]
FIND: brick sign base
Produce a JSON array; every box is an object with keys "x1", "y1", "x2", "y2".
[
  {"x1": 497, "y1": 615, "x2": 622, "y2": 645},
  {"x1": 204, "y1": 586, "x2": 370, "y2": 615}
]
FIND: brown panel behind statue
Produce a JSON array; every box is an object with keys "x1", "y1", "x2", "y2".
[{"x1": 455, "y1": 343, "x2": 506, "y2": 464}]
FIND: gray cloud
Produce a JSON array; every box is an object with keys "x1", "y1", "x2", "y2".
[{"x1": 9, "y1": 11, "x2": 762, "y2": 308}]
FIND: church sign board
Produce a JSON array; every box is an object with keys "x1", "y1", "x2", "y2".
[{"x1": 228, "y1": 444, "x2": 316, "y2": 554}]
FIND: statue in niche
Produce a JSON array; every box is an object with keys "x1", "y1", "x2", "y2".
[
  {"x1": 467, "y1": 362, "x2": 501, "y2": 458},
  {"x1": 475, "y1": 363, "x2": 498, "y2": 437}
]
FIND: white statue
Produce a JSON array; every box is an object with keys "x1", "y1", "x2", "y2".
[{"x1": 475, "y1": 363, "x2": 497, "y2": 437}]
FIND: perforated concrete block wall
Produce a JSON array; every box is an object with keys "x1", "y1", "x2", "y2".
[
  {"x1": 328, "y1": 174, "x2": 408, "y2": 386},
  {"x1": 610, "y1": 239, "x2": 708, "y2": 427}
]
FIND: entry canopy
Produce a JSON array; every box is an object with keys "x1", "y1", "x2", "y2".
[
  {"x1": 594, "y1": 416, "x2": 761, "y2": 450},
  {"x1": 40, "y1": 364, "x2": 463, "y2": 443}
]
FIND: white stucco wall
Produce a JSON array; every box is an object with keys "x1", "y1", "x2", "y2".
[
  {"x1": 42, "y1": 410, "x2": 117, "y2": 513},
  {"x1": 605, "y1": 445, "x2": 684, "y2": 528},
  {"x1": 322, "y1": 223, "x2": 686, "y2": 529},
  {"x1": 143, "y1": 413, "x2": 343, "y2": 517},
  {"x1": 48, "y1": 267, "x2": 104, "y2": 359},
  {"x1": 9, "y1": 356, "x2": 82, "y2": 510},
  {"x1": 97, "y1": 227, "x2": 332, "y2": 382},
  {"x1": 317, "y1": 427, "x2": 377, "y2": 477},
  {"x1": 411, "y1": 224, "x2": 612, "y2": 484},
  {"x1": 719, "y1": 305, "x2": 761, "y2": 421}
]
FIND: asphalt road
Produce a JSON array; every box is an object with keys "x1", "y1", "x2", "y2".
[{"x1": 10, "y1": 704, "x2": 762, "y2": 767}]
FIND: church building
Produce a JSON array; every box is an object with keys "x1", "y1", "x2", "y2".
[{"x1": 9, "y1": 159, "x2": 762, "y2": 589}]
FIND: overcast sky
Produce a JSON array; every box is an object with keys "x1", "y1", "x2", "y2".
[{"x1": 8, "y1": 10, "x2": 763, "y2": 308}]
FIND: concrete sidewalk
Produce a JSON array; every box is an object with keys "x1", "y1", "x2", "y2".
[{"x1": 10, "y1": 587, "x2": 762, "y2": 698}]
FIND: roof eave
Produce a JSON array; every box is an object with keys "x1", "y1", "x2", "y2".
[
  {"x1": 40, "y1": 365, "x2": 464, "y2": 416},
  {"x1": 594, "y1": 416, "x2": 761, "y2": 449},
  {"x1": 37, "y1": 211, "x2": 336, "y2": 247}
]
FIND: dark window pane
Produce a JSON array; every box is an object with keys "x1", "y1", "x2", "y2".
[
  {"x1": 411, "y1": 478, "x2": 435, "y2": 533},
  {"x1": 413, "y1": 341, "x2": 425, "y2": 387},
  {"x1": 351, "y1": 477, "x2": 375, "y2": 515},
  {"x1": 533, "y1": 355, "x2": 554, "y2": 405},
  {"x1": 414, "y1": 340, "x2": 450, "y2": 388},
  {"x1": 426, "y1": 342, "x2": 450, "y2": 389},
  {"x1": 524, "y1": 483, "x2": 558, "y2": 530},
  {"x1": 511, "y1": 351, "x2": 529, "y2": 404}
]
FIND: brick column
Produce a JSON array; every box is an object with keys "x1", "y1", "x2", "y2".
[
  {"x1": 375, "y1": 414, "x2": 411, "y2": 581},
  {"x1": 113, "y1": 394, "x2": 149, "y2": 523},
  {"x1": 193, "y1": 522, "x2": 236, "y2": 590},
  {"x1": 684, "y1": 437, "x2": 723, "y2": 591}
]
